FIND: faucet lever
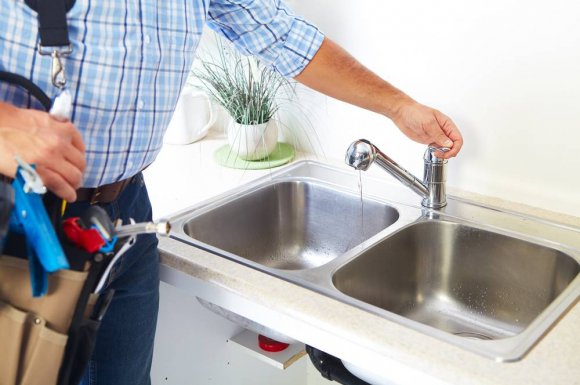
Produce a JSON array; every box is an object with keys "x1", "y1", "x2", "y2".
[{"x1": 424, "y1": 146, "x2": 450, "y2": 163}]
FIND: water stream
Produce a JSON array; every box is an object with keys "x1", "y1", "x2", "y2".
[{"x1": 358, "y1": 170, "x2": 365, "y2": 240}]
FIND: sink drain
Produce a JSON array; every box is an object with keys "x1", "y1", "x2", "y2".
[{"x1": 453, "y1": 331, "x2": 493, "y2": 340}]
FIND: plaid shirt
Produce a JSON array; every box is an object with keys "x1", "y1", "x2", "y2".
[{"x1": 0, "y1": 0, "x2": 323, "y2": 187}]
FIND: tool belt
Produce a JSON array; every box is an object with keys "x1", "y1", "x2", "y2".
[
  {"x1": 0, "y1": 256, "x2": 87, "y2": 385},
  {"x1": 0, "y1": 235, "x2": 110, "y2": 385},
  {"x1": 0, "y1": 157, "x2": 114, "y2": 385},
  {"x1": 0, "y1": 179, "x2": 115, "y2": 385}
]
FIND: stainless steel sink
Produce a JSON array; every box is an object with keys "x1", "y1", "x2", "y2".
[
  {"x1": 333, "y1": 220, "x2": 580, "y2": 340},
  {"x1": 182, "y1": 180, "x2": 399, "y2": 270},
  {"x1": 168, "y1": 161, "x2": 580, "y2": 361}
]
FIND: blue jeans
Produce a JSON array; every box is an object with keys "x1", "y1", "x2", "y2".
[{"x1": 65, "y1": 173, "x2": 159, "y2": 385}]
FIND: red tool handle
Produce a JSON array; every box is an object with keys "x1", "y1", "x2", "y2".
[{"x1": 62, "y1": 217, "x2": 105, "y2": 253}]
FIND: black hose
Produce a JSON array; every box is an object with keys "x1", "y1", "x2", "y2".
[
  {"x1": 0, "y1": 71, "x2": 52, "y2": 110},
  {"x1": 306, "y1": 345, "x2": 372, "y2": 385}
]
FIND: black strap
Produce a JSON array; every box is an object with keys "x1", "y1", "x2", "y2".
[
  {"x1": 24, "y1": 0, "x2": 76, "y2": 48},
  {"x1": 0, "y1": 71, "x2": 52, "y2": 110}
]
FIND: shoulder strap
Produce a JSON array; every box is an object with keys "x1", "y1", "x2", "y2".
[
  {"x1": 24, "y1": 0, "x2": 77, "y2": 48},
  {"x1": 24, "y1": 0, "x2": 77, "y2": 88}
]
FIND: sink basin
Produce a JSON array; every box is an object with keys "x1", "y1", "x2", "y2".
[
  {"x1": 168, "y1": 161, "x2": 580, "y2": 361},
  {"x1": 182, "y1": 180, "x2": 399, "y2": 270},
  {"x1": 333, "y1": 220, "x2": 580, "y2": 341}
]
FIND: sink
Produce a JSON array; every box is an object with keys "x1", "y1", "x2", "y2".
[
  {"x1": 333, "y1": 220, "x2": 580, "y2": 341},
  {"x1": 182, "y1": 180, "x2": 399, "y2": 270},
  {"x1": 168, "y1": 161, "x2": 580, "y2": 361}
]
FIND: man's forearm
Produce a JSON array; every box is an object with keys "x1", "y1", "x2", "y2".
[
  {"x1": 294, "y1": 37, "x2": 412, "y2": 120},
  {"x1": 294, "y1": 37, "x2": 463, "y2": 157}
]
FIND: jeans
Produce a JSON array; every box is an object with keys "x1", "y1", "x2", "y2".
[{"x1": 65, "y1": 173, "x2": 159, "y2": 385}]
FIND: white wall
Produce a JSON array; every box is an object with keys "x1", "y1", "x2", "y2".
[{"x1": 289, "y1": 0, "x2": 580, "y2": 217}]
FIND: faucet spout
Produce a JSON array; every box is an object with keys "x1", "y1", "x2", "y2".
[{"x1": 345, "y1": 139, "x2": 449, "y2": 209}]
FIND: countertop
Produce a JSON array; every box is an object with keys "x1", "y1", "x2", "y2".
[{"x1": 144, "y1": 130, "x2": 580, "y2": 385}]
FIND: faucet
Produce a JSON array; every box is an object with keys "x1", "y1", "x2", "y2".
[{"x1": 345, "y1": 139, "x2": 449, "y2": 209}]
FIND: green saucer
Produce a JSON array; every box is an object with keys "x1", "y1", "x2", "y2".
[{"x1": 214, "y1": 142, "x2": 295, "y2": 170}]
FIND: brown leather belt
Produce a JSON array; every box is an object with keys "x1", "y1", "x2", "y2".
[{"x1": 76, "y1": 175, "x2": 137, "y2": 204}]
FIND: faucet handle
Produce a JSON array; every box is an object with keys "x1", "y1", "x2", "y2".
[{"x1": 424, "y1": 146, "x2": 450, "y2": 163}]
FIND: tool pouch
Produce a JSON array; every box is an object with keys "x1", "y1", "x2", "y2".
[{"x1": 0, "y1": 256, "x2": 87, "y2": 385}]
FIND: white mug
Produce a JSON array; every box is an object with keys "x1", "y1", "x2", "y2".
[{"x1": 164, "y1": 88, "x2": 215, "y2": 144}]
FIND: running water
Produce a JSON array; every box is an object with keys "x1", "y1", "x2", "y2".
[{"x1": 358, "y1": 170, "x2": 365, "y2": 239}]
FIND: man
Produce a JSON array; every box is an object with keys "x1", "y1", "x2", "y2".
[{"x1": 0, "y1": 1, "x2": 462, "y2": 384}]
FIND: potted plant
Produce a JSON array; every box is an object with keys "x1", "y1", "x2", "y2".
[{"x1": 191, "y1": 38, "x2": 296, "y2": 161}]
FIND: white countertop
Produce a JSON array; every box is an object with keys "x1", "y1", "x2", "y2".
[{"x1": 144, "y1": 131, "x2": 580, "y2": 385}]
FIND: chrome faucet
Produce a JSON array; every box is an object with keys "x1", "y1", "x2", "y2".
[{"x1": 345, "y1": 139, "x2": 449, "y2": 209}]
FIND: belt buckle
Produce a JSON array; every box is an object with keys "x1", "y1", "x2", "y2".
[{"x1": 89, "y1": 187, "x2": 103, "y2": 205}]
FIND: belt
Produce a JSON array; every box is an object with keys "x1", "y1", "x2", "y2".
[{"x1": 76, "y1": 175, "x2": 138, "y2": 204}]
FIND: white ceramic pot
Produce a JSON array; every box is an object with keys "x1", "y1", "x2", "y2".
[
  {"x1": 164, "y1": 88, "x2": 215, "y2": 144},
  {"x1": 227, "y1": 119, "x2": 278, "y2": 161}
]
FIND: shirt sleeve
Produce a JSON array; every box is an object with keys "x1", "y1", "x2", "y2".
[{"x1": 206, "y1": 0, "x2": 325, "y2": 78}]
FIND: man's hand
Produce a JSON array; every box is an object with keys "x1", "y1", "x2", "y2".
[
  {"x1": 0, "y1": 102, "x2": 86, "y2": 201},
  {"x1": 391, "y1": 99, "x2": 463, "y2": 158}
]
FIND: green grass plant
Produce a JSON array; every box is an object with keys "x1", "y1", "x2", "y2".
[{"x1": 192, "y1": 39, "x2": 294, "y2": 126}]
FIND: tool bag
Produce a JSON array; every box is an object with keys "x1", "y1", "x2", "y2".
[
  {"x1": 0, "y1": 256, "x2": 87, "y2": 385},
  {"x1": 0, "y1": 192, "x2": 112, "y2": 385},
  {"x1": 0, "y1": 169, "x2": 116, "y2": 385}
]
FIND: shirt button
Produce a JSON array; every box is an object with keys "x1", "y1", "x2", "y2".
[
  {"x1": 137, "y1": 100, "x2": 144, "y2": 110},
  {"x1": 144, "y1": 34, "x2": 151, "y2": 44}
]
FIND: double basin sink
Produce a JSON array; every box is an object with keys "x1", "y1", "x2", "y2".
[{"x1": 168, "y1": 161, "x2": 580, "y2": 361}]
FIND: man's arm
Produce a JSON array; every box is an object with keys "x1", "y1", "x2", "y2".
[
  {"x1": 0, "y1": 102, "x2": 86, "y2": 201},
  {"x1": 295, "y1": 38, "x2": 463, "y2": 158}
]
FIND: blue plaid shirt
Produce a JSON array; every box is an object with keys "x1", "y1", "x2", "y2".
[{"x1": 0, "y1": 0, "x2": 323, "y2": 187}]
